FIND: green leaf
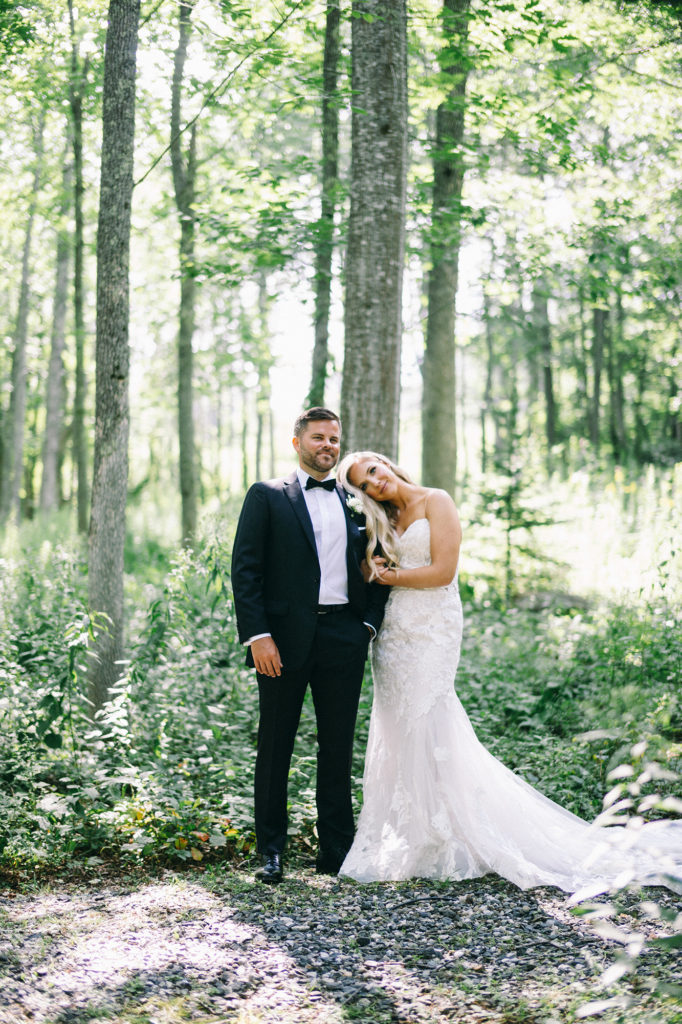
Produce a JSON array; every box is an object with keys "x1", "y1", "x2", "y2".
[{"x1": 42, "y1": 731, "x2": 63, "y2": 749}]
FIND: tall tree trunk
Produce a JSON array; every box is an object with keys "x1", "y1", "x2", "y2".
[
  {"x1": 268, "y1": 402, "x2": 275, "y2": 478},
  {"x1": 607, "y1": 287, "x2": 627, "y2": 462},
  {"x1": 255, "y1": 275, "x2": 272, "y2": 482},
  {"x1": 23, "y1": 411, "x2": 39, "y2": 519},
  {"x1": 590, "y1": 299, "x2": 607, "y2": 454},
  {"x1": 576, "y1": 285, "x2": 590, "y2": 440},
  {"x1": 421, "y1": 0, "x2": 470, "y2": 494},
  {"x1": 241, "y1": 393, "x2": 249, "y2": 492},
  {"x1": 456, "y1": 342, "x2": 468, "y2": 485},
  {"x1": 667, "y1": 340, "x2": 681, "y2": 453},
  {"x1": 307, "y1": 0, "x2": 340, "y2": 408},
  {"x1": 214, "y1": 386, "x2": 223, "y2": 502},
  {"x1": 69, "y1": 0, "x2": 90, "y2": 533},
  {"x1": 341, "y1": 0, "x2": 407, "y2": 457},
  {"x1": 532, "y1": 277, "x2": 557, "y2": 469},
  {"x1": 1, "y1": 110, "x2": 45, "y2": 524},
  {"x1": 88, "y1": 0, "x2": 141, "y2": 714},
  {"x1": 171, "y1": 0, "x2": 197, "y2": 547},
  {"x1": 255, "y1": 406, "x2": 264, "y2": 482},
  {"x1": 40, "y1": 137, "x2": 73, "y2": 513},
  {"x1": 633, "y1": 346, "x2": 648, "y2": 462},
  {"x1": 480, "y1": 288, "x2": 495, "y2": 476}
]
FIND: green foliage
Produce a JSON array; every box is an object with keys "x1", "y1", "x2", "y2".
[
  {"x1": 572, "y1": 740, "x2": 682, "y2": 1021},
  {"x1": 0, "y1": 0, "x2": 34, "y2": 62},
  {"x1": 0, "y1": 528, "x2": 93, "y2": 866},
  {"x1": 1, "y1": 477, "x2": 680, "y2": 884},
  {"x1": 455, "y1": 601, "x2": 680, "y2": 823}
]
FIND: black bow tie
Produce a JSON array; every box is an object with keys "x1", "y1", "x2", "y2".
[{"x1": 305, "y1": 477, "x2": 336, "y2": 492}]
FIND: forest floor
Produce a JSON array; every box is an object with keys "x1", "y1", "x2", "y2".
[{"x1": 1, "y1": 864, "x2": 680, "y2": 1024}]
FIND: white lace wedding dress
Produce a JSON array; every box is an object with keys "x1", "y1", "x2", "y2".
[{"x1": 340, "y1": 518, "x2": 682, "y2": 895}]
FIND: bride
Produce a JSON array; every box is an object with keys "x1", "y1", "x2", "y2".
[{"x1": 336, "y1": 450, "x2": 682, "y2": 896}]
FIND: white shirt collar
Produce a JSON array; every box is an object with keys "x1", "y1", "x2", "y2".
[{"x1": 297, "y1": 467, "x2": 336, "y2": 489}]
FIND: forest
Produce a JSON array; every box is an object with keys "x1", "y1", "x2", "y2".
[{"x1": 0, "y1": 0, "x2": 681, "y2": 1022}]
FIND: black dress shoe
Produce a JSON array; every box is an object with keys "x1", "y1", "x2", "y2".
[
  {"x1": 315, "y1": 851, "x2": 345, "y2": 876},
  {"x1": 255, "y1": 852, "x2": 283, "y2": 884}
]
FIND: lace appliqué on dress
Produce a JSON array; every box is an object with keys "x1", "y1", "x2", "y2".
[
  {"x1": 371, "y1": 519, "x2": 462, "y2": 724},
  {"x1": 340, "y1": 519, "x2": 682, "y2": 892}
]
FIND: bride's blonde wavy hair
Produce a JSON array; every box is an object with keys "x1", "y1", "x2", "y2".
[{"x1": 337, "y1": 451, "x2": 415, "y2": 575}]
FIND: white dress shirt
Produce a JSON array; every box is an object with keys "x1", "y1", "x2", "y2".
[{"x1": 297, "y1": 468, "x2": 349, "y2": 605}]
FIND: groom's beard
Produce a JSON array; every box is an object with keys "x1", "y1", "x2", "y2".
[{"x1": 299, "y1": 447, "x2": 338, "y2": 477}]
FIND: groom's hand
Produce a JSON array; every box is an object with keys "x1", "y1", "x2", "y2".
[{"x1": 252, "y1": 636, "x2": 283, "y2": 677}]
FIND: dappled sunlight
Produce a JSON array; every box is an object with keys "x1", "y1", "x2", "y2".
[
  {"x1": 1, "y1": 877, "x2": 347, "y2": 1023},
  {"x1": 1, "y1": 867, "x2": 680, "y2": 1022}
]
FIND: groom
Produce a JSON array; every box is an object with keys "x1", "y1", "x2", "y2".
[{"x1": 231, "y1": 407, "x2": 389, "y2": 883}]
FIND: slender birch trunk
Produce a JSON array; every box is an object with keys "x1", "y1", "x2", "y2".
[
  {"x1": 88, "y1": 0, "x2": 141, "y2": 713},
  {"x1": 171, "y1": 0, "x2": 197, "y2": 546},
  {"x1": 307, "y1": 0, "x2": 340, "y2": 407},
  {"x1": 69, "y1": 0, "x2": 91, "y2": 533},
  {"x1": 40, "y1": 137, "x2": 73, "y2": 513},
  {"x1": 421, "y1": 0, "x2": 470, "y2": 493},
  {"x1": 341, "y1": 0, "x2": 407, "y2": 457}
]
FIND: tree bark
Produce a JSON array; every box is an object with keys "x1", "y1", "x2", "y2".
[
  {"x1": 255, "y1": 274, "x2": 272, "y2": 482},
  {"x1": 480, "y1": 287, "x2": 495, "y2": 476},
  {"x1": 1, "y1": 110, "x2": 45, "y2": 524},
  {"x1": 88, "y1": 0, "x2": 140, "y2": 714},
  {"x1": 171, "y1": 0, "x2": 197, "y2": 547},
  {"x1": 531, "y1": 277, "x2": 557, "y2": 467},
  {"x1": 421, "y1": 0, "x2": 470, "y2": 494},
  {"x1": 576, "y1": 285, "x2": 590, "y2": 440},
  {"x1": 307, "y1": 0, "x2": 340, "y2": 408},
  {"x1": 68, "y1": 0, "x2": 90, "y2": 534},
  {"x1": 340, "y1": 0, "x2": 407, "y2": 457},
  {"x1": 666, "y1": 340, "x2": 681, "y2": 452},
  {"x1": 590, "y1": 298, "x2": 607, "y2": 454},
  {"x1": 241, "y1": 394, "x2": 249, "y2": 492},
  {"x1": 633, "y1": 347, "x2": 648, "y2": 462},
  {"x1": 40, "y1": 136, "x2": 73, "y2": 513},
  {"x1": 607, "y1": 287, "x2": 627, "y2": 462}
]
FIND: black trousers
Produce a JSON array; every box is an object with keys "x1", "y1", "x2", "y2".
[{"x1": 254, "y1": 607, "x2": 370, "y2": 857}]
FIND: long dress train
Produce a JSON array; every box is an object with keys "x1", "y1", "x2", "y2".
[{"x1": 340, "y1": 519, "x2": 682, "y2": 896}]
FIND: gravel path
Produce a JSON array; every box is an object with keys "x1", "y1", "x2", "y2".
[{"x1": 1, "y1": 866, "x2": 679, "y2": 1024}]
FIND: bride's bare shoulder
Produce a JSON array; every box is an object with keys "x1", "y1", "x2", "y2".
[
  {"x1": 425, "y1": 489, "x2": 462, "y2": 536},
  {"x1": 425, "y1": 488, "x2": 457, "y2": 511}
]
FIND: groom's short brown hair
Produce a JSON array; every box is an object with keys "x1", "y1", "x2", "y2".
[{"x1": 293, "y1": 407, "x2": 341, "y2": 437}]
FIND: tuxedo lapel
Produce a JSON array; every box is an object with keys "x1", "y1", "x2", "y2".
[{"x1": 283, "y1": 472, "x2": 318, "y2": 557}]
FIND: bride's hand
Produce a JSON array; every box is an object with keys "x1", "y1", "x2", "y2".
[
  {"x1": 371, "y1": 556, "x2": 394, "y2": 585},
  {"x1": 372, "y1": 557, "x2": 404, "y2": 586}
]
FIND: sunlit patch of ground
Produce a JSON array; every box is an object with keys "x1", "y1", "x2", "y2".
[{"x1": 0, "y1": 870, "x2": 679, "y2": 1024}]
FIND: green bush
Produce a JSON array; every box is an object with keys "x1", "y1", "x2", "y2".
[{"x1": 0, "y1": 492, "x2": 680, "y2": 877}]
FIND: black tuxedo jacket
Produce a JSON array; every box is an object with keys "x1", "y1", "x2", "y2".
[{"x1": 231, "y1": 472, "x2": 389, "y2": 672}]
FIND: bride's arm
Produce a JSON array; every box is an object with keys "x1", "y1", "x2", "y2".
[{"x1": 375, "y1": 490, "x2": 461, "y2": 588}]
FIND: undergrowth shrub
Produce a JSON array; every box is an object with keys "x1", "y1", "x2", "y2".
[
  {"x1": 0, "y1": 503, "x2": 679, "y2": 877},
  {"x1": 456, "y1": 597, "x2": 682, "y2": 821},
  {"x1": 572, "y1": 738, "x2": 682, "y2": 1022}
]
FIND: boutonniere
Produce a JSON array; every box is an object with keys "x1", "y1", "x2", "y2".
[{"x1": 345, "y1": 495, "x2": 364, "y2": 519}]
